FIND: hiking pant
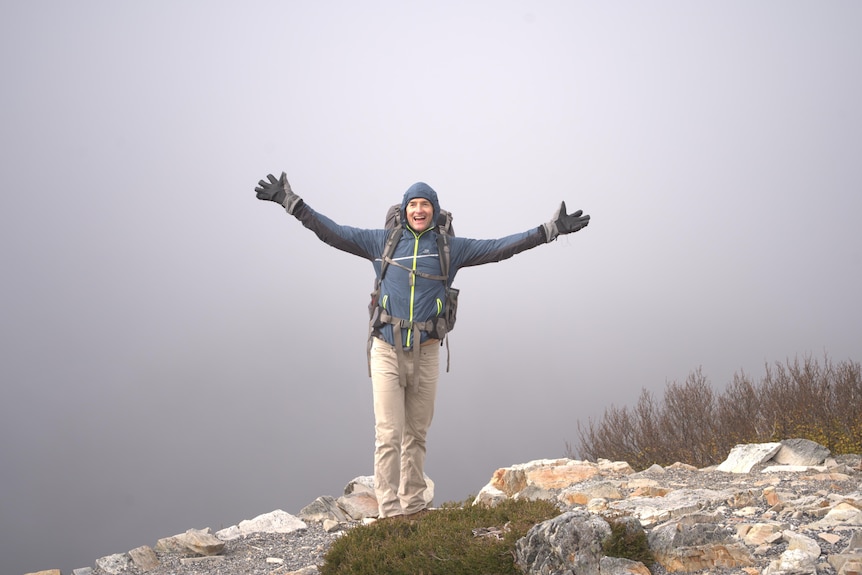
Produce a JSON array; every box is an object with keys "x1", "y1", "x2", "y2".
[{"x1": 369, "y1": 337, "x2": 439, "y2": 518}]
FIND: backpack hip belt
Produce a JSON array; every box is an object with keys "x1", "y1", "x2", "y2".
[{"x1": 370, "y1": 310, "x2": 449, "y2": 388}]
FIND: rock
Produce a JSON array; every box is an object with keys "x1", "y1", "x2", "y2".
[
  {"x1": 476, "y1": 458, "x2": 604, "y2": 505},
  {"x1": 783, "y1": 530, "x2": 821, "y2": 557},
  {"x1": 599, "y1": 556, "x2": 652, "y2": 575},
  {"x1": 764, "y1": 547, "x2": 820, "y2": 575},
  {"x1": 830, "y1": 553, "x2": 862, "y2": 575},
  {"x1": 492, "y1": 459, "x2": 600, "y2": 494},
  {"x1": 648, "y1": 512, "x2": 755, "y2": 572},
  {"x1": 298, "y1": 495, "x2": 350, "y2": 523},
  {"x1": 337, "y1": 491, "x2": 379, "y2": 520},
  {"x1": 809, "y1": 502, "x2": 862, "y2": 529},
  {"x1": 473, "y1": 484, "x2": 507, "y2": 507},
  {"x1": 738, "y1": 522, "x2": 786, "y2": 546},
  {"x1": 128, "y1": 545, "x2": 160, "y2": 571},
  {"x1": 560, "y1": 480, "x2": 624, "y2": 506},
  {"x1": 216, "y1": 509, "x2": 307, "y2": 541},
  {"x1": 285, "y1": 567, "x2": 320, "y2": 575},
  {"x1": 716, "y1": 442, "x2": 782, "y2": 473},
  {"x1": 343, "y1": 475, "x2": 375, "y2": 495},
  {"x1": 95, "y1": 553, "x2": 131, "y2": 575},
  {"x1": 71, "y1": 569, "x2": 93, "y2": 575},
  {"x1": 24, "y1": 571, "x2": 62, "y2": 575},
  {"x1": 597, "y1": 459, "x2": 637, "y2": 475},
  {"x1": 179, "y1": 555, "x2": 225, "y2": 565},
  {"x1": 609, "y1": 488, "x2": 732, "y2": 526},
  {"x1": 774, "y1": 438, "x2": 831, "y2": 466},
  {"x1": 515, "y1": 509, "x2": 611, "y2": 575},
  {"x1": 156, "y1": 527, "x2": 225, "y2": 556}
]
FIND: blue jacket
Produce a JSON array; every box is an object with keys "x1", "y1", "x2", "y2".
[{"x1": 291, "y1": 182, "x2": 547, "y2": 349}]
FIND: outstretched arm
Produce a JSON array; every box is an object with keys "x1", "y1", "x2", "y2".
[
  {"x1": 453, "y1": 202, "x2": 590, "y2": 268},
  {"x1": 254, "y1": 172, "x2": 383, "y2": 260}
]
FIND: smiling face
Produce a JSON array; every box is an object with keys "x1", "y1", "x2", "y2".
[{"x1": 405, "y1": 197, "x2": 434, "y2": 232}]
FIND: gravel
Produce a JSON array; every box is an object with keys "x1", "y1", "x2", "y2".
[{"x1": 92, "y1": 522, "x2": 352, "y2": 575}]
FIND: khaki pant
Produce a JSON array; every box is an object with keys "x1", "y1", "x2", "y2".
[{"x1": 370, "y1": 337, "x2": 439, "y2": 517}]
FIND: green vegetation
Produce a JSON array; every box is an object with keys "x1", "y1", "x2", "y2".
[
  {"x1": 602, "y1": 515, "x2": 655, "y2": 567},
  {"x1": 319, "y1": 498, "x2": 559, "y2": 575},
  {"x1": 574, "y1": 354, "x2": 862, "y2": 469}
]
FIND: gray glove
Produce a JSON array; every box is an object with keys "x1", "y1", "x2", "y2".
[
  {"x1": 255, "y1": 172, "x2": 303, "y2": 214},
  {"x1": 542, "y1": 201, "x2": 590, "y2": 242}
]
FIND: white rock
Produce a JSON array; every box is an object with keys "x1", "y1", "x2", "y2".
[
  {"x1": 717, "y1": 443, "x2": 782, "y2": 473},
  {"x1": 216, "y1": 509, "x2": 307, "y2": 541},
  {"x1": 784, "y1": 530, "x2": 821, "y2": 557}
]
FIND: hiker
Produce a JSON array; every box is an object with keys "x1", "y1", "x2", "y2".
[{"x1": 254, "y1": 173, "x2": 590, "y2": 519}]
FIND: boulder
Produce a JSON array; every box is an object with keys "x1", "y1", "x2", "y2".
[
  {"x1": 515, "y1": 509, "x2": 611, "y2": 575},
  {"x1": 773, "y1": 438, "x2": 831, "y2": 466},
  {"x1": 716, "y1": 443, "x2": 782, "y2": 473}
]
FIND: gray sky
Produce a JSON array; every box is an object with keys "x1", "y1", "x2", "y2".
[{"x1": 2, "y1": 2, "x2": 861, "y2": 573}]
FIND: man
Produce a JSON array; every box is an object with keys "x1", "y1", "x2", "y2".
[{"x1": 254, "y1": 173, "x2": 590, "y2": 518}]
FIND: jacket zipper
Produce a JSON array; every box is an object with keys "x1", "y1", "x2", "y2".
[{"x1": 406, "y1": 230, "x2": 420, "y2": 347}]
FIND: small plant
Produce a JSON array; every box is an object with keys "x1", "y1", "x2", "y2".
[
  {"x1": 319, "y1": 498, "x2": 559, "y2": 575},
  {"x1": 601, "y1": 515, "x2": 655, "y2": 569}
]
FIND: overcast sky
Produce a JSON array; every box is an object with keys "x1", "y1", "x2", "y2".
[{"x1": 2, "y1": 2, "x2": 861, "y2": 573}]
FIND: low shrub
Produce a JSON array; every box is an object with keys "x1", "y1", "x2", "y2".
[
  {"x1": 602, "y1": 515, "x2": 655, "y2": 568},
  {"x1": 574, "y1": 354, "x2": 861, "y2": 469}
]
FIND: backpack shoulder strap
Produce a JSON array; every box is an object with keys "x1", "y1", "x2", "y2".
[
  {"x1": 436, "y1": 232, "x2": 451, "y2": 282},
  {"x1": 367, "y1": 226, "x2": 403, "y2": 377},
  {"x1": 379, "y1": 226, "x2": 402, "y2": 282}
]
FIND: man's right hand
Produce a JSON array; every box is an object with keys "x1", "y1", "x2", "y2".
[
  {"x1": 255, "y1": 172, "x2": 302, "y2": 214},
  {"x1": 255, "y1": 173, "x2": 287, "y2": 204}
]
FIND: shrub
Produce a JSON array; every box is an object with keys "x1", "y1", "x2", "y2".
[
  {"x1": 602, "y1": 515, "x2": 655, "y2": 568},
  {"x1": 574, "y1": 354, "x2": 861, "y2": 468}
]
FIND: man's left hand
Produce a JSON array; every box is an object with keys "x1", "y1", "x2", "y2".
[{"x1": 543, "y1": 201, "x2": 590, "y2": 242}]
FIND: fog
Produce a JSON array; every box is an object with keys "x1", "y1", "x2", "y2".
[{"x1": 2, "y1": 2, "x2": 861, "y2": 573}]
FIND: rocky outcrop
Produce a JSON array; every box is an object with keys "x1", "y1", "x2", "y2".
[
  {"x1": 478, "y1": 440, "x2": 862, "y2": 575},
  {"x1": 66, "y1": 440, "x2": 860, "y2": 575}
]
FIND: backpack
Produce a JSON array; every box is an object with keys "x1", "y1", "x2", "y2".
[{"x1": 367, "y1": 204, "x2": 459, "y2": 376}]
